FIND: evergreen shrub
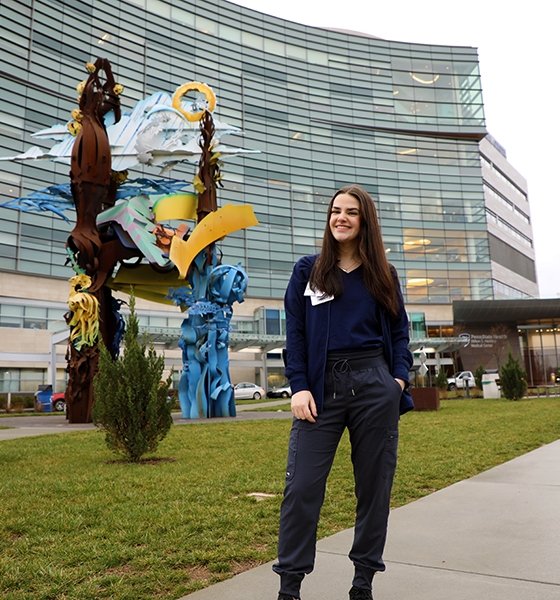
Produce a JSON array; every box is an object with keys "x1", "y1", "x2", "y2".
[
  {"x1": 474, "y1": 365, "x2": 485, "y2": 390},
  {"x1": 435, "y1": 368, "x2": 449, "y2": 390},
  {"x1": 93, "y1": 294, "x2": 173, "y2": 462},
  {"x1": 499, "y1": 353, "x2": 527, "y2": 401}
]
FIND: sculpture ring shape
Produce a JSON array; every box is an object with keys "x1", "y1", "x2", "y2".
[{"x1": 171, "y1": 81, "x2": 217, "y2": 122}]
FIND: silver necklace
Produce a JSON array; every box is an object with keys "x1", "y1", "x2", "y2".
[{"x1": 339, "y1": 259, "x2": 360, "y2": 273}]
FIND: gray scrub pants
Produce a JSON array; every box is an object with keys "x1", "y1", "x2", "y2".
[{"x1": 273, "y1": 349, "x2": 401, "y2": 597}]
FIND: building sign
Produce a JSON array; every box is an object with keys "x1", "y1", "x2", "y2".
[
  {"x1": 456, "y1": 324, "x2": 518, "y2": 371},
  {"x1": 464, "y1": 333, "x2": 508, "y2": 349}
]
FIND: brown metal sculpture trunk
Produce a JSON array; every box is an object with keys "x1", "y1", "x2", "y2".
[
  {"x1": 65, "y1": 58, "x2": 121, "y2": 423},
  {"x1": 65, "y1": 344, "x2": 99, "y2": 423}
]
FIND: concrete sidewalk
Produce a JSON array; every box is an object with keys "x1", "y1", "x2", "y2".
[
  {"x1": 0, "y1": 399, "x2": 291, "y2": 441},
  {"x1": 178, "y1": 440, "x2": 560, "y2": 600},
  {"x1": 0, "y1": 416, "x2": 94, "y2": 440}
]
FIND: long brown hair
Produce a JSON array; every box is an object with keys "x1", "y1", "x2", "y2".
[{"x1": 309, "y1": 184, "x2": 399, "y2": 318}]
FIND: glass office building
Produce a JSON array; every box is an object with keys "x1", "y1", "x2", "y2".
[
  {"x1": 1, "y1": 0, "x2": 493, "y2": 298},
  {"x1": 0, "y1": 0, "x2": 543, "y2": 391}
]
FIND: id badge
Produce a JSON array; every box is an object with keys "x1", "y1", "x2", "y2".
[{"x1": 304, "y1": 282, "x2": 334, "y2": 306}]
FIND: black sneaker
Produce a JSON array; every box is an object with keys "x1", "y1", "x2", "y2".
[
  {"x1": 278, "y1": 595, "x2": 299, "y2": 600},
  {"x1": 349, "y1": 586, "x2": 373, "y2": 600}
]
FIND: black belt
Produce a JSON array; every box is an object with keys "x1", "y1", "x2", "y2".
[{"x1": 326, "y1": 348, "x2": 386, "y2": 370}]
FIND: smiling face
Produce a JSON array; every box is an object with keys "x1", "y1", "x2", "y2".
[{"x1": 329, "y1": 192, "x2": 361, "y2": 247}]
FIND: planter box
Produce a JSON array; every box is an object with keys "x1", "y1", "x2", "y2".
[{"x1": 411, "y1": 387, "x2": 440, "y2": 411}]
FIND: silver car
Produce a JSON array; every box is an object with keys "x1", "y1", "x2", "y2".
[
  {"x1": 268, "y1": 385, "x2": 292, "y2": 399},
  {"x1": 233, "y1": 382, "x2": 266, "y2": 400}
]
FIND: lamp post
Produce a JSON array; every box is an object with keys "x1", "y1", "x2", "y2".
[
  {"x1": 464, "y1": 374, "x2": 471, "y2": 398},
  {"x1": 4, "y1": 371, "x2": 11, "y2": 413}
]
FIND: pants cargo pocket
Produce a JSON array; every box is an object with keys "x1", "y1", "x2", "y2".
[
  {"x1": 383, "y1": 429, "x2": 398, "y2": 479},
  {"x1": 286, "y1": 426, "x2": 300, "y2": 481}
]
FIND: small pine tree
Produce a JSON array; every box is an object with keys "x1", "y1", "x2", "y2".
[
  {"x1": 435, "y1": 368, "x2": 449, "y2": 390},
  {"x1": 93, "y1": 293, "x2": 173, "y2": 462},
  {"x1": 474, "y1": 365, "x2": 485, "y2": 390},
  {"x1": 499, "y1": 352, "x2": 527, "y2": 401}
]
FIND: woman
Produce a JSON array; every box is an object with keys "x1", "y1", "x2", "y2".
[{"x1": 273, "y1": 184, "x2": 413, "y2": 600}]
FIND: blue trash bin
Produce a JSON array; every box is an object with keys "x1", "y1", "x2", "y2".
[{"x1": 35, "y1": 389, "x2": 53, "y2": 412}]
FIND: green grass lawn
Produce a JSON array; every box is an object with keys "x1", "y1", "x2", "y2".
[
  {"x1": 1, "y1": 398, "x2": 559, "y2": 599},
  {"x1": 252, "y1": 402, "x2": 291, "y2": 412},
  {"x1": 235, "y1": 396, "x2": 275, "y2": 405}
]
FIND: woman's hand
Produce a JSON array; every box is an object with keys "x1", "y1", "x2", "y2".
[
  {"x1": 395, "y1": 378, "x2": 405, "y2": 391},
  {"x1": 291, "y1": 390, "x2": 317, "y2": 423}
]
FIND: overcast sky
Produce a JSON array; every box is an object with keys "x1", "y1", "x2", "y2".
[{"x1": 230, "y1": 0, "x2": 559, "y2": 298}]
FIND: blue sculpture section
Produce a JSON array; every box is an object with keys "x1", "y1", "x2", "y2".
[{"x1": 168, "y1": 251, "x2": 248, "y2": 419}]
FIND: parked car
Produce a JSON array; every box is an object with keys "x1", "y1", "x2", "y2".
[
  {"x1": 51, "y1": 392, "x2": 66, "y2": 412},
  {"x1": 233, "y1": 382, "x2": 265, "y2": 400},
  {"x1": 268, "y1": 384, "x2": 292, "y2": 399},
  {"x1": 447, "y1": 371, "x2": 476, "y2": 390}
]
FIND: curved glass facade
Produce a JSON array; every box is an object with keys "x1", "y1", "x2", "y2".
[{"x1": 1, "y1": 0, "x2": 490, "y2": 303}]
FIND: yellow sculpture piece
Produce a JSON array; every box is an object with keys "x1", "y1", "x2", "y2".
[
  {"x1": 172, "y1": 81, "x2": 217, "y2": 122},
  {"x1": 67, "y1": 274, "x2": 100, "y2": 350},
  {"x1": 170, "y1": 204, "x2": 259, "y2": 279},
  {"x1": 108, "y1": 266, "x2": 186, "y2": 305},
  {"x1": 153, "y1": 192, "x2": 198, "y2": 222},
  {"x1": 67, "y1": 121, "x2": 82, "y2": 136}
]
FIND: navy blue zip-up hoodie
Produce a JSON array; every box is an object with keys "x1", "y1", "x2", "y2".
[{"x1": 284, "y1": 254, "x2": 414, "y2": 415}]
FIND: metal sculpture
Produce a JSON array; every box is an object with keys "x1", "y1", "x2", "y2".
[{"x1": 1, "y1": 61, "x2": 259, "y2": 422}]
